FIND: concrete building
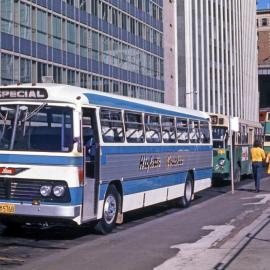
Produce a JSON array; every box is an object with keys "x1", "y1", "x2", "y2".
[
  {"x1": 257, "y1": 9, "x2": 270, "y2": 109},
  {"x1": 165, "y1": 0, "x2": 259, "y2": 122},
  {"x1": 0, "y1": 0, "x2": 164, "y2": 103}
]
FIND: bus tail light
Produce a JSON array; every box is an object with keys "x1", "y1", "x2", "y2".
[{"x1": 78, "y1": 167, "x2": 84, "y2": 186}]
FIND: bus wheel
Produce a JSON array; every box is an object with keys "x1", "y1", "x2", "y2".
[
  {"x1": 234, "y1": 166, "x2": 241, "y2": 182},
  {"x1": 95, "y1": 185, "x2": 120, "y2": 235},
  {"x1": 179, "y1": 173, "x2": 193, "y2": 208}
]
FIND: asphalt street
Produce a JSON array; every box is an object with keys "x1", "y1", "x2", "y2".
[{"x1": 0, "y1": 176, "x2": 270, "y2": 270}]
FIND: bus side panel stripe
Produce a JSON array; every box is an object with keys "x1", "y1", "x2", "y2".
[
  {"x1": 0, "y1": 154, "x2": 83, "y2": 166},
  {"x1": 98, "y1": 169, "x2": 212, "y2": 200}
]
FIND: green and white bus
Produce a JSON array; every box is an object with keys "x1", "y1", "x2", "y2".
[{"x1": 210, "y1": 114, "x2": 263, "y2": 182}]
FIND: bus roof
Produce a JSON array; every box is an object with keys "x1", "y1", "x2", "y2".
[{"x1": 0, "y1": 84, "x2": 209, "y2": 120}]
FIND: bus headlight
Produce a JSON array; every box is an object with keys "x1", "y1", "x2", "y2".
[
  {"x1": 40, "y1": 185, "x2": 52, "y2": 197},
  {"x1": 53, "y1": 185, "x2": 65, "y2": 197},
  {"x1": 218, "y1": 158, "x2": 226, "y2": 167}
]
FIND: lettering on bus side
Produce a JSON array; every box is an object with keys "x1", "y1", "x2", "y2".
[
  {"x1": 166, "y1": 155, "x2": 184, "y2": 168},
  {"x1": 0, "y1": 89, "x2": 48, "y2": 99},
  {"x1": 139, "y1": 155, "x2": 161, "y2": 172}
]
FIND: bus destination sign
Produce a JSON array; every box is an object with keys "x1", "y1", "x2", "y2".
[{"x1": 0, "y1": 88, "x2": 48, "y2": 99}]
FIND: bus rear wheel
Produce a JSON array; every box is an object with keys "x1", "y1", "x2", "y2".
[
  {"x1": 179, "y1": 173, "x2": 194, "y2": 208},
  {"x1": 95, "y1": 185, "x2": 120, "y2": 235}
]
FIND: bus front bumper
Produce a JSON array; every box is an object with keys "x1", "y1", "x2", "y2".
[{"x1": 0, "y1": 202, "x2": 81, "y2": 221}]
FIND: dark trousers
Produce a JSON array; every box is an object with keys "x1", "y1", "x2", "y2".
[{"x1": 252, "y1": 162, "x2": 262, "y2": 191}]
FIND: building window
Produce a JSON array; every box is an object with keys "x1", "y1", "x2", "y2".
[
  {"x1": 1, "y1": 54, "x2": 13, "y2": 85},
  {"x1": 91, "y1": 0, "x2": 98, "y2": 17},
  {"x1": 37, "y1": 62, "x2": 47, "y2": 83},
  {"x1": 130, "y1": 18, "x2": 135, "y2": 34},
  {"x1": 112, "y1": 8, "x2": 118, "y2": 27},
  {"x1": 67, "y1": 70, "x2": 75, "y2": 85},
  {"x1": 101, "y1": 35, "x2": 111, "y2": 64},
  {"x1": 92, "y1": 76, "x2": 99, "y2": 90},
  {"x1": 53, "y1": 66, "x2": 62, "y2": 83},
  {"x1": 80, "y1": 73, "x2": 87, "y2": 88},
  {"x1": 91, "y1": 31, "x2": 99, "y2": 61},
  {"x1": 262, "y1": 18, "x2": 268, "y2": 26},
  {"x1": 67, "y1": 21, "x2": 75, "y2": 53},
  {"x1": 79, "y1": 0, "x2": 86, "y2": 11},
  {"x1": 52, "y1": 16, "x2": 62, "y2": 49},
  {"x1": 37, "y1": 10, "x2": 48, "y2": 45},
  {"x1": 66, "y1": 0, "x2": 74, "y2": 6},
  {"x1": 20, "y1": 58, "x2": 31, "y2": 83},
  {"x1": 1, "y1": 0, "x2": 13, "y2": 34},
  {"x1": 122, "y1": 13, "x2": 127, "y2": 30},
  {"x1": 80, "y1": 27, "x2": 88, "y2": 58},
  {"x1": 20, "y1": 3, "x2": 31, "y2": 40},
  {"x1": 103, "y1": 79, "x2": 109, "y2": 92},
  {"x1": 102, "y1": 2, "x2": 108, "y2": 22}
]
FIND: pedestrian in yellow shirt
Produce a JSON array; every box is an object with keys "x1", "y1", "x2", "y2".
[{"x1": 250, "y1": 140, "x2": 266, "y2": 192}]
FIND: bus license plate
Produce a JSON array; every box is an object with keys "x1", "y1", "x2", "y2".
[{"x1": 0, "y1": 204, "x2": 15, "y2": 214}]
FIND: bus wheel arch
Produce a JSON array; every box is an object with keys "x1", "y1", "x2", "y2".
[
  {"x1": 179, "y1": 170, "x2": 194, "y2": 208},
  {"x1": 95, "y1": 181, "x2": 123, "y2": 234}
]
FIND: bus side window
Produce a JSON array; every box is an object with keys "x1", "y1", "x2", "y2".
[
  {"x1": 176, "y1": 118, "x2": 189, "y2": 143},
  {"x1": 200, "y1": 121, "x2": 210, "y2": 143},
  {"x1": 189, "y1": 120, "x2": 200, "y2": 143},
  {"x1": 124, "y1": 111, "x2": 144, "y2": 143},
  {"x1": 161, "y1": 116, "x2": 176, "y2": 143},
  {"x1": 100, "y1": 108, "x2": 124, "y2": 143},
  {"x1": 145, "y1": 114, "x2": 161, "y2": 143}
]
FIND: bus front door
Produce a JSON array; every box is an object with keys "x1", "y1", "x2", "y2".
[{"x1": 81, "y1": 108, "x2": 99, "y2": 222}]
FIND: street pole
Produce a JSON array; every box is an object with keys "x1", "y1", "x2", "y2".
[{"x1": 229, "y1": 116, "x2": 234, "y2": 194}]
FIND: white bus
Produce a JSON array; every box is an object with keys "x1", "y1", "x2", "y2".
[{"x1": 0, "y1": 84, "x2": 212, "y2": 234}]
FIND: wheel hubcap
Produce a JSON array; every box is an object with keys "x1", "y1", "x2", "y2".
[{"x1": 104, "y1": 194, "x2": 117, "y2": 224}]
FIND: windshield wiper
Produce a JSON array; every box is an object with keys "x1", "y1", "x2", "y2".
[
  {"x1": 21, "y1": 103, "x2": 47, "y2": 136},
  {"x1": 22, "y1": 103, "x2": 47, "y2": 123}
]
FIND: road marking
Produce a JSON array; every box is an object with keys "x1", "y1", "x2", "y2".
[
  {"x1": 154, "y1": 225, "x2": 234, "y2": 270},
  {"x1": 0, "y1": 256, "x2": 24, "y2": 264},
  {"x1": 242, "y1": 194, "x2": 270, "y2": 205}
]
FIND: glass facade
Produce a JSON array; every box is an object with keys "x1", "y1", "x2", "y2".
[{"x1": 0, "y1": 0, "x2": 164, "y2": 103}]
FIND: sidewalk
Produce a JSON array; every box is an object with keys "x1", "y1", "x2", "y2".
[
  {"x1": 216, "y1": 177, "x2": 270, "y2": 270},
  {"x1": 228, "y1": 217, "x2": 270, "y2": 270}
]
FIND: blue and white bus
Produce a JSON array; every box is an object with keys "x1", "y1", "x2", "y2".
[{"x1": 0, "y1": 84, "x2": 212, "y2": 234}]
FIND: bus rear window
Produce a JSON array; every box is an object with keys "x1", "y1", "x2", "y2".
[{"x1": 0, "y1": 104, "x2": 73, "y2": 152}]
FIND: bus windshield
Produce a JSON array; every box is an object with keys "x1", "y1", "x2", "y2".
[
  {"x1": 0, "y1": 104, "x2": 73, "y2": 152},
  {"x1": 212, "y1": 127, "x2": 228, "y2": 148}
]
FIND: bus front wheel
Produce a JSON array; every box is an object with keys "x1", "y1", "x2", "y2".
[
  {"x1": 95, "y1": 185, "x2": 120, "y2": 234},
  {"x1": 179, "y1": 173, "x2": 194, "y2": 208}
]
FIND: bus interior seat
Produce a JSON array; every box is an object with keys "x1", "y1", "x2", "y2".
[
  {"x1": 178, "y1": 132, "x2": 189, "y2": 143},
  {"x1": 113, "y1": 127, "x2": 124, "y2": 142},
  {"x1": 146, "y1": 130, "x2": 160, "y2": 143}
]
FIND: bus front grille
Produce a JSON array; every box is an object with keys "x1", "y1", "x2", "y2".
[{"x1": 0, "y1": 178, "x2": 70, "y2": 202}]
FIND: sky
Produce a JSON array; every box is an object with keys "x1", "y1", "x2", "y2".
[{"x1": 257, "y1": 0, "x2": 270, "y2": 9}]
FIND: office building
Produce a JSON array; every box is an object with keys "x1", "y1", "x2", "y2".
[
  {"x1": 257, "y1": 8, "x2": 270, "y2": 109},
  {"x1": 0, "y1": 0, "x2": 164, "y2": 102},
  {"x1": 165, "y1": 0, "x2": 259, "y2": 121}
]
